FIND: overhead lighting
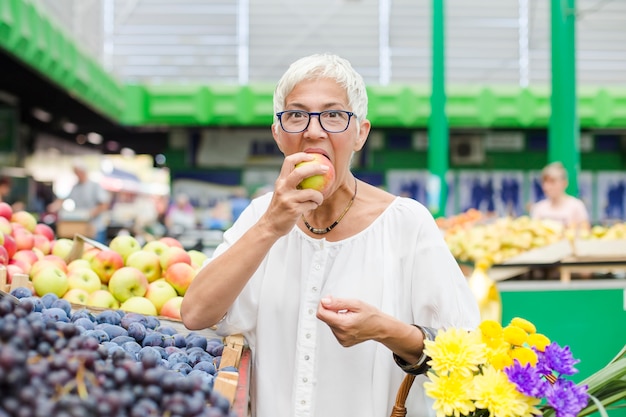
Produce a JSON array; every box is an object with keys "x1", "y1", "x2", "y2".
[
  {"x1": 32, "y1": 107, "x2": 53, "y2": 123},
  {"x1": 62, "y1": 120, "x2": 79, "y2": 134},
  {"x1": 101, "y1": 159, "x2": 114, "y2": 174},
  {"x1": 120, "y1": 147, "x2": 135, "y2": 157},
  {"x1": 87, "y1": 132, "x2": 103, "y2": 145},
  {"x1": 105, "y1": 141, "x2": 120, "y2": 152},
  {"x1": 154, "y1": 154, "x2": 166, "y2": 166}
]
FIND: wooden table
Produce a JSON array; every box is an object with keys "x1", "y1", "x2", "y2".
[{"x1": 488, "y1": 239, "x2": 626, "y2": 282}]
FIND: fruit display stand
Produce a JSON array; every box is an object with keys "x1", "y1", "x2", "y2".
[
  {"x1": 2, "y1": 261, "x2": 252, "y2": 416},
  {"x1": 0, "y1": 283, "x2": 252, "y2": 417},
  {"x1": 489, "y1": 238, "x2": 626, "y2": 282},
  {"x1": 148, "y1": 315, "x2": 250, "y2": 414},
  {"x1": 0, "y1": 265, "x2": 33, "y2": 293}
]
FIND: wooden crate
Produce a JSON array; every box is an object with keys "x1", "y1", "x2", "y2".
[
  {"x1": 0, "y1": 265, "x2": 33, "y2": 295},
  {"x1": 56, "y1": 221, "x2": 95, "y2": 239}
]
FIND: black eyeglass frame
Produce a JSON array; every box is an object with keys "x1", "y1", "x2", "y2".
[{"x1": 276, "y1": 110, "x2": 356, "y2": 133}]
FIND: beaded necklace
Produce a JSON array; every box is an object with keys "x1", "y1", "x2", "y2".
[{"x1": 302, "y1": 179, "x2": 357, "y2": 235}]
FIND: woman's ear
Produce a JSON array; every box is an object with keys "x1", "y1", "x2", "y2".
[
  {"x1": 354, "y1": 119, "x2": 371, "y2": 152},
  {"x1": 272, "y1": 123, "x2": 284, "y2": 153}
]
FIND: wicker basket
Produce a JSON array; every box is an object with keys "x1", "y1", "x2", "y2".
[{"x1": 389, "y1": 374, "x2": 416, "y2": 417}]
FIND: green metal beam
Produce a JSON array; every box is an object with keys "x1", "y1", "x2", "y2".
[
  {"x1": 2, "y1": 0, "x2": 626, "y2": 131},
  {"x1": 427, "y1": 0, "x2": 448, "y2": 217},
  {"x1": 549, "y1": 0, "x2": 579, "y2": 195}
]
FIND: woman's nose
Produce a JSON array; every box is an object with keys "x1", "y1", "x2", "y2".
[{"x1": 304, "y1": 115, "x2": 327, "y2": 136}]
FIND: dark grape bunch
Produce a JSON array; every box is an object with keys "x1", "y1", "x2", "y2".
[{"x1": 0, "y1": 288, "x2": 237, "y2": 417}]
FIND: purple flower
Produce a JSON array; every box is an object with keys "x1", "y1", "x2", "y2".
[
  {"x1": 538, "y1": 342, "x2": 580, "y2": 376},
  {"x1": 545, "y1": 378, "x2": 589, "y2": 417},
  {"x1": 505, "y1": 361, "x2": 549, "y2": 398}
]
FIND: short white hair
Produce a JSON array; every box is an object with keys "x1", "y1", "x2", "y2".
[{"x1": 273, "y1": 54, "x2": 369, "y2": 125}]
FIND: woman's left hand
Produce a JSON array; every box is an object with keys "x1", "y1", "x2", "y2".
[{"x1": 316, "y1": 296, "x2": 383, "y2": 347}]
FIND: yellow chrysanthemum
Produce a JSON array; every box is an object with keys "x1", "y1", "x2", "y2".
[
  {"x1": 424, "y1": 372, "x2": 476, "y2": 417},
  {"x1": 491, "y1": 352, "x2": 514, "y2": 370},
  {"x1": 470, "y1": 365, "x2": 542, "y2": 417},
  {"x1": 425, "y1": 328, "x2": 487, "y2": 378},
  {"x1": 509, "y1": 346, "x2": 538, "y2": 366},
  {"x1": 527, "y1": 333, "x2": 551, "y2": 352},
  {"x1": 503, "y1": 325, "x2": 528, "y2": 347},
  {"x1": 481, "y1": 330, "x2": 509, "y2": 350},
  {"x1": 479, "y1": 320, "x2": 503, "y2": 338},
  {"x1": 509, "y1": 317, "x2": 536, "y2": 334}
]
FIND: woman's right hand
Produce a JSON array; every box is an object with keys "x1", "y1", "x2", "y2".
[{"x1": 259, "y1": 152, "x2": 328, "y2": 237}]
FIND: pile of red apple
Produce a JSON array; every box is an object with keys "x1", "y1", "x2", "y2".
[{"x1": 0, "y1": 202, "x2": 207, "y2": 320}]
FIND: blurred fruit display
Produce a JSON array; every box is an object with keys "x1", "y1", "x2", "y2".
[
  {"x1": 443, "y1": 215, "x2": 565, "y2": 267},
  {"x1": 441, "y1": 210, "x2": 626, "y2": 270},
  {"x1": 0, "y1": 203, "x2": 208, "y2": 319}
]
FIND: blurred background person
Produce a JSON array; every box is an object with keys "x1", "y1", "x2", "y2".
[
  {"x1": 164, "y1": 192, "x2": 197, "y2": 236},
  {"x1": 47, "y1": 160, "x2": 111, "y2": 243},
  {"x1": 530, "y1": 161, "x2": 590, "y2": 231}
]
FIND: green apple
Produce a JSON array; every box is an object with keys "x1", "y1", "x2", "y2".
[
  {"x1": 52, "y1": 238, "x2": 75, "y2": 261},
  {"x1": 296, "y1": 153, "x2": 335, "y2": 194},
  {"x1": 29, "y1": 259, "x2": 63, "y2": 280},
  {"x1": 142, "y1": 240, "x2": 170, "y2": 258},
  {"x1": 67, "y1": 259, "x2": 92, "y2": 274},
  {"x1": 163, "y1": 262, "x2": 196, "y2": 296},
  {"x1": 108, "y1": 266, "x2": 149, "y2": 303},
  {"x1": 67, "y1": 267, "x2": 102, "y2": 293},
  {"x1": 109, "y1": 234, "x2": 141, "y2": 263},
  {"x1": 120, "y1": 296, "x2": 157, "y2": 316},
  {"x1": 87, "y1": 289, "x2": 120, "y2": 309},
  {"x1": 145, "y1": 279, "x2": 178, "y2": 314},
  {"x1": 160, "y1": 296, "x2": 184, "y2": 320},
  {"x1": 188, "y1": 249, "x2": 208, "y2": 269},
  {"x1": 63, "y1": 288, "x2": 90, "y2": 305},
  {"x1": 32, "y1": 266, "x2": 69, "y2": 297},
  {"x1": 125, "y1": 250, "x2": 162, "y2": 283},
  {"x1": 89, "y1": 249, "x2": 124, "y2": 284},
  {"x1": 39, "y1": 254, "x2": 68, "y2": 272}
]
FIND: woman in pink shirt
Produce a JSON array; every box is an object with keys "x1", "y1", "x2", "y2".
[{"x1": 530, "y1": 162, "x2": 590, "y2": 229}]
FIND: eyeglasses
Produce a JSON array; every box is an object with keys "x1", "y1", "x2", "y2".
[{"x1": 276, "y1": 110, "x2": 356, "y2": 133}]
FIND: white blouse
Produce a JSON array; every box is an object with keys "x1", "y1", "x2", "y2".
[{"x1": 210, "y1": 193, "x2": 480, "y2": 417}]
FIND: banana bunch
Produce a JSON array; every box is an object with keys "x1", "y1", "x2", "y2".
[{"x1": 444, "y1": 216, "x2": 564, "y2": 267}]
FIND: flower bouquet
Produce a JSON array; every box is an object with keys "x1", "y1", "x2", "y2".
[{"x1": 423, "y1": 317, "x2": 597, "y2": 417}]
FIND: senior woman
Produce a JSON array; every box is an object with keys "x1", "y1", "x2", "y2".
[{"x1": 182, "y1": 53, "x2": 480, "y2": 417}]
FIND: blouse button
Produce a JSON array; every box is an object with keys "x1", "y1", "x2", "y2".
[{"x1": 304, "y1": 355, "x2": 310, "y2": 360}]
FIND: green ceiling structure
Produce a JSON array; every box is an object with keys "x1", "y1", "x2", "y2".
[{"x1": 2, "y1": 0, "x2": 626, "y2": 130}]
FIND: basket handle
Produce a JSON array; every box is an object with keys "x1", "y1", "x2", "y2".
[{"x1": 389, "y1": 373, "x2": 416, "y2": 417}]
